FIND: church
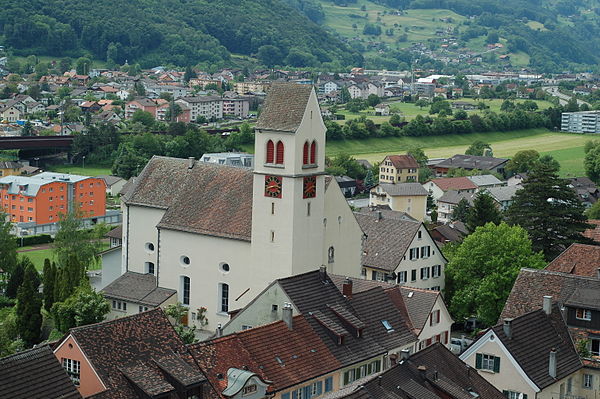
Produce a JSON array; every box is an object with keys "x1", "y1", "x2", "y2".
[{"x1": 121, "y1": 83, "x2": 364, "y2": 332}]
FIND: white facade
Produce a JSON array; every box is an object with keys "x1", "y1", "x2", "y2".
[
  {"x1": 414, "y1": 294, "x2": 453, "y2": 352},
  {"x1": 561, "y1": 111, "x2": 600, "y2": 133},
  {"x1": 176, "y1": 96, "x2": 223, "y2": 121}
]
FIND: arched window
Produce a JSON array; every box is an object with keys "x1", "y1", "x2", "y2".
[
  {"x1": 303, "y1": 141, "x2": 309, "y2": 165},
  {"x1": 276, "y1": 141, "x2": 284, "y2": 164},
  {"x1": 328, "y1": 246, "x2": 335, "y2": 263},
  {"x1": 310, "y1": 141, "x2": 317, "y2": 164},
  {"x1": 266, "y1": 140, "x2": 274, "y2": 164}
]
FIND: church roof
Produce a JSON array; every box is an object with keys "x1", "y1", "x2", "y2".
[{"x1": 255, "y1": 83, "x2": 313, "y2": 132}]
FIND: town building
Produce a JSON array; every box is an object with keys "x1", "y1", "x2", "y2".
[
  {"x1": 121, "y1": 84, "x2": 364, "y2": 333},
  {"x1": 98, "y1": 175, "x2": 127, "y2": 196},
  {"x1": 545, "y1": 243, "x2": 600, "y2": 277},
  {"x1": 176, "y1": 96, "x2": 223, "y2": 121},
  {"x1": 486, "y1": 185, "x2": 521, "y2": 211},
  {"x1": 200, "y1": 152, "x2": 254, "y2": 168},
  {"x1": 432, "y1": 154, "x2": 508, "y2": 177},
  {"x1": 561, "y1": 111, "x2": 600, "y2": 134},
  {"x1": 0, "y1": 172, "x2": 106, "y2": 224},
  {"x1": 424, "y1": 176, "x2": 477, "y2": 202},
  {"x1": 0, "y1": 161, "x2": 23, "y2": 177},
  {"x1": 436, "y1": 190, "x2": 474, "y2": 223},
  {"x1": 222, "y1": 97, "x2": 250, "y2": 118},
  {"x1": 368, "y1": 183, "x2": 428, "y2": 221},
  {"x1": 234, "y1": 81, "x2": 270, "y2": 95},
  {"x1": 378, "y1": 154, "x2": 419, "y2": 184}
]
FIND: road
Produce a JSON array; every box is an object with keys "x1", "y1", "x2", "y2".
[{"x1": 543, "y1": 86, "x2": 590, "y2": 107}]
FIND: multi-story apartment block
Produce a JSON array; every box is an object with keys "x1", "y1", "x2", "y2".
[
  {"x1": 222, "y1": 97, "x2": 250, "y2": 118},
  {"x1": 0, "y1": 172, "x2": 106, "y2": 224},
  {"x1": 562, "y1": 111, "x2": 600, "y2": 133},
  {"x1": 234, "y1": 81, "x2": 270, "y2": 95},
  {"x1": 176, "y1": 96, "x2": 223, "y2": 121}
]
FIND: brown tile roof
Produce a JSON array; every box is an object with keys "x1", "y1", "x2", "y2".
[
  {"x1": 500, "y1": 268, "x2": 600, "y2": 321},
  {"x1": 255, "y1": 83, "x2": 313, "y2": 132},
  {"x1": 490, "y1": 305, "x2": 582, "y2": 389},
  {"x1": 340, "y1": 344, "x2": 505, "y2": 399},
  {"x1": 62, "y1": 308, "x2": 204, "y2": 399},
  {"x1": 101, "y1": 271, "x2": 176, "y2": 306},
  {"x1": 385, "y1": 154, "x2": 418, "y2": 169},
  {"x1": 429, "y1": 177, "x2": 477, "y2": 191},
  {"x1": 435, "y1": 154, "x2": 508, "y2": 171},
  {"x1": 0, "y1": 345, "x2": 82, "y2": 399},
  {"x1": 583, "y1": 219, "x2": 600, "y2": 243},
  {"x1": 105, "y1": 225, "x2": 122, "y2": 240},
  {"x1": 400, "y1": 287, "x2": 440, "y2": 332},
  {"x1": 545, "y1": 243, "x2": 600, "y2": 277},
  {"x1": 190, "y1": 315, "x2": 341, "y2": 395},
  {"x1": 354, "y1": 210, "x2": 421, "y2": 272}
]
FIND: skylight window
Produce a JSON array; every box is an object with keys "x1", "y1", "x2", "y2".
[
  {"x1": 408, "y1": 292, "x2": 414, "y2": 298},
  {"x1": 381, "y1": 320, "x2": 394, "y2": 332}
]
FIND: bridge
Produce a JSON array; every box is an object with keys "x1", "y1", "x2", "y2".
[{"x1": 0, "y1": 135, "x2": 75, "y2": 150}]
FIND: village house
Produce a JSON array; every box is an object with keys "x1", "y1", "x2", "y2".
[
  {"x1": 424, "y1": 176, "x2": 478, "y2": 202},
  {"x1": 432, "y1": 154, "x2": 509, "y2": 177},
  {"x1": 368, "y1": 183, "x2": 428, "y2": 221},
  {"x1": 545, "y1": 243, "x2": 600, "y2": 277},
  {"x1": 436, "y1": 190, "x2": 474, "y2": 223},
  {"x1": 354, "y1": 208, "x2": 447, "y2": 291},
  {"x1": 378, "y1": 154, "x2": 419, "y2": 184},
  {"x1": 462, "y1": 298, "x2": 584, "y2": 399},
  {"x1": 0, "y1": 161, "x2": 23, "y2": 177}
]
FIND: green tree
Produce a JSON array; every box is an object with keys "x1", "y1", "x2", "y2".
[
  {"x1": 584, "y1": 141, "x2": 600, "y2": 183},
  {"x1": 451, "y1": 198, "x2": 471, "y2": 223},
  {"x1": 367, "y1": 94, "x2": 381, "y2": 107},
  {"x1": 454, "y1": 109, "x2": 468, "y2": 120},
  {"x1": 131, "y1": 109, "x2": 155, "y2": 127},
  {"x1": 585, "y1": 201, "x2": 600, "y2": 219},
  {"x1": 505, "y1": 149, "x2": 540, "y2": 174},
  {"x1": 429, "y1": 100, "x2": 451, "y2": 115},
  {"x1": 183, "y1": 65, "x2": 197, "y2": 83},
  {"x1": 43, "y1": 259, "x2": 57, "y2": 312},
  {"x1": 466, "y1": 191, "x2": 502, "y2": 232},
  {"x1": 0, "y1": 212, "x2": 18, "y2": 286},
  {"x1": 506, "y1": 163, "x2": 592, "y2": 260},
  {"x1": 406, "y1": 147, "x2": 428, "y2": 167},
  {"x1": 257, "y1": 45, "x2": 283, "y2": 68},
  {"x1": 16, "y1": 262, "x2": 42, "y2": 346},
  {"x1": 445, "y1": 222, "x2": 545, "y2": 326},
  {"x1": 389, "y1": 113, "x2": 403, "y2": 126},
  {"x1": 51, "y1": 284, "x2": 110, "y2": 333},
  {"x1": 54, "y1": 211, "x2": 102, "y2": 271},
  {"x1": 565, "y1": 97, "x2": 579, "y2": 112},
  {"x1": 415, "y1": 99, "x2": 429, "y2": 109},
  {"x1": 465, "y1": 140, "x2": 492, "y2": 156},
  {"x1": 364, "y1": 169, "x2": 376, "y2": 188},
  {"x1": 165, "y1": 302, "x2": 197, "y2": 344},
  {"x1": 75, "y1": 57, "x2": 92, "y2": 75}
]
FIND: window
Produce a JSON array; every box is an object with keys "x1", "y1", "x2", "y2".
[
  {"x1": 411, "y1": 269, "x2": 417, "y2": 282},
  {"x1": 592, "y1": 338, "x2": 600, "y2": 356},
  {"x1": 266, "y1": 140, "x2": 274, "y2": 163},
  {"x1": 271, "y1": 202, "x2": 275, "y2": 215},
  {"x1": 219, "y1": 283, "x2": 229, "y2": 313},
  {"x1": 382, "y1": 320, "x2": 394, "y2": 332},
  {"x1": 503, "y1": 391, "x2": 526, "y2": 399},
  {"x1": 276, "y1": 141, "x2": 284, "y2": 164},
  {"x1": 421, "y1": 246, "x2": 430, "y2": 258},
  {"x1": 372, "y1": 271, "x2": 386, "y2": 282},
  {"x1": 576, "y1": 308, "x2": 592, "y2": 321},
  {"x1": 310, "y1": 141, "x2": 317, "y2": 164},
  {"x1": 417, "y1": 231, "x2": 422, "y2": 239},
  {"x1": 475, "y1": 353, "x2": 500, "y2": 372},
  {"x1": 409, "y1": 248, "x2": 419, "y2": 260},
  {"x1": 420, "y1": 267, "x2": 430, "y2": 280},
  {"x1": 180, "y1": 256, "x2": 191, "y2": 266},
  {"x1": 139, "y1": 305, "x2": 148, "y2": 313},
  {"x1": 583, "y1": 374, "x2": 593, "y2": 389},
  {"x1": 112, "y1": 300, "x2": 127, "y2": 311},
  {"x1": 397, "y1": 271, "x2": 407, "y2": 284},
  {"x1": 430, "y1": 310, "x2": 440, "y2": 326},
  {"x1": 431, "y1": 286, "x2": 441, "y2": 291},
  {"x1": 242, "y1": 385, "x2": 257, "y2": 396},
  {"x1": 62, "y1": 358, "x2": 81, "y2": 386},
  {"x1": 181, "y1": 276, "x2": 190, "y2": 305},
  {"x1": 145, "y1": 262, "x2": 155, "y2": 275},
  {"x1": 328, "y1": 246, "x2": 335, "y2": 263},
  {"x1": 242, "y1": 325, "x2": 253, "y2": 330},
  {"x1": 303, "y1": 142, "x2": 309, "y2": 165},
  {"x1": 432, "y1": 264, "x2": 441, "y2": 278},
  {"x1": 324, "y1": 377, "x2": 333, "y2": 393}
]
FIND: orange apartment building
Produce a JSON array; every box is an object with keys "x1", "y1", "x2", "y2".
[{"x1": 0, "y1": 172, "x2": 106, "y2": 224}]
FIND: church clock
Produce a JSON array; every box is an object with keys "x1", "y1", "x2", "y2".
[
  {"x1": 303, "y1": 176, "x2": 316, "y2": 199},
  {"x1": 264, "y1": 175, "x2": 283, "y2": 198}
]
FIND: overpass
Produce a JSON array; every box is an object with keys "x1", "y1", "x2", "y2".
[{"x1": 0, "y1": 135, "x2": 74, "y2": 150}]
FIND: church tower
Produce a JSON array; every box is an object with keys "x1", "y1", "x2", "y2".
[{"x1": 250, "y1": 83, "x2": 326, "y2": 277}]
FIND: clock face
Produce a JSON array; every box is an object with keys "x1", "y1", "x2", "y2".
[
  {"x1": 264, "y1": 175, "x2": 282, "y2": 198},
  {"x1": 303, "y1": 176, "x2": 316, "y2": 199}
]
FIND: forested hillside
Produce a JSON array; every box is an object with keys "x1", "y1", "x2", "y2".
[{"x1": 0, "y1": 0, "x2": 362, "y2": 68}]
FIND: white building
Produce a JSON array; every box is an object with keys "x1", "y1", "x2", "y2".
[
  {"x1": 561, "y1": 111, "x2": 600, "y2": 134},
  {"x1": 121, "y1": 84, "x2": 364, "y2": 333},
  {"x1": 176, "y1": 96, "x2": 223, "y2": 121},
  {"x1": 200, "y1": 152, "x2": 254, "y2": 168}
]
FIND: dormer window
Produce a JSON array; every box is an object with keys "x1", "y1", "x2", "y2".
[
  {"x1": 242, "y1": 385, "x2": 257, "y2": 396},
  {"x1": 576, "y1": 308, "x2": 592, "y2": 321}
]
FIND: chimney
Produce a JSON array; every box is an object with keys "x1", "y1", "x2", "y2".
[
  {"x1": 342, "y1": 277, "x2": 353, "y2": 299},
  {"x1": 377, "y1": 210, "x2": 383, "y2": 221},
  {"x1": 432, "y1": 371, "x2": 438, "y2": 381},
  {"x1": 216, "y1": 323, "x2": 223, "y2": 337},
  {"x1": 377, "y1": 375, "x2": 383, "y2": 386},
  {"x1": 400, "y1": 349, "x2": 410, "y2": 361},
  {"x1": 188, "y1": 157, "x2": 195, "y2": 169},
  {"x1": 549, "y1": 348, "x2": 557, "y2": 378},
  {"x1": 282, "y1": 303, "x2": 293, "y2": 330},
  {"x1": 417, "y1": 365, "x2": 427, "y2": 379},
  {"x1": 319, "y1": 266, "x2": 327, "y2": 282},
  {"x1": 503, "y1": 318, "x2": 513, "y2": 339},
  {"x1": 543, "y1": 295, "x2": 552, "y2": 315}
]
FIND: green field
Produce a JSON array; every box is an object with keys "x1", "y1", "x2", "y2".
[
  {"x1": 48, "y1": 164, "x2": 112, "y2": 177},
  {"x1": 18, "y1": 244, "x2": 107, "y2": 271},
  {"x1": 324, "y1": 129, "x2": 587, "y2": 177}
]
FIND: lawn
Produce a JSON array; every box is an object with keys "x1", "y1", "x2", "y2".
[
  {"x1": 18, "y1": 243, "x2": 108, "y2": 271},
  {"x1": 47, "y1": 164, "x2": 112, "y2": 177},
  {"x1": 325, "y1": 129, "x2": 588, "y2": 177}
]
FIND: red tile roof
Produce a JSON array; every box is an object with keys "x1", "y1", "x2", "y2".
[
  {"x1": 385, "y1": 155, "x2": 418, "y2": 169},
  {"x1": 545, "y1": 243, "x2": 600, "y2": 277},
  {"x1": 583, "y1": 219, "x2": 600, "y2": 243},
  {"x1": 429, "y1": 177, "x2": 477, "y2": 191},
  {"x1": 190, "y1": 316, "x2": 341, "y2": 395}
]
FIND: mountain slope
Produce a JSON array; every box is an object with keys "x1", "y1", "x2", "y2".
[{"x1": 0, "y1": 0, "x2": 362, "y2": 68}]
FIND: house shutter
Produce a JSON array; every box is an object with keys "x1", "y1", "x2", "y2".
[
  {"x1": 430, "y1": 313, "x2": 433, "y2": 326},
  {"x1": 443, "y1": 331, "x2": 448, "y2": 344},
  {"x1": 436, "y1": 310, "x2": 440, "y2": 323},
  {"x1": 343, "y1": 371, "x2": 349, "y2": 385},
  {"x1": 325, "y1": 377, "x2": 333, "y2": 392},
  {"x1": 493, "y1": 356, "x2": 501, "y2": 373},
  {"x1": 316, "y1": 381, "x2": 322, "y2": 395},
  {"x1": 475, "y1": 353, "x2": 483, "y2": 369},
  {"x1": 303, "y1": 386, "x2": 311, "y2": 399},
  {"x1": 522, "y1": 395, "x2": 527, "y2": 399},
  {"x1": 282, "y1": 393, "x2": 290, "y2": 399},
  {"x1": 372, "y1": 271, "x2": 377, "y2": 280},
  {"x1": 502, "y1": 391, "x2": 508, "y2": 397},
  {"x1": 310, "y1": 141, "x2": 316, "y2": 164},
  {"x1": 292, "y1": 390, "x2": 298, "y2": 399}
]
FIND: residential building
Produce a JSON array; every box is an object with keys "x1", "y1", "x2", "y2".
[
  {"x1": 545, "y1": 243, "x2": 600, "y2": 277},
  {"x1": 121, "y1": 84, "x2": 364, "y2": 333},
  {"x1": 0, "y1": 345, "x2": 82, "y2": 399},
  {"x1": 462, "y1": 300, "x2": 584, "y2": 399},
  {"x1": 234, "y1": 81, "x2": 270, "y2": 95},
  {"x1": 430, "y1": 221, "x2": 467, "y2": 246},
  {"x1": 569, "y1": 177, "x2": 600, "y2": 207},
  {"x1": 486, "y1": 185, "x2": 521, "y2": 211},
  {"x1": 436, "y1": 190, "x2": 474, "y2": 223},
  {"x1": 98, "y1": 175, "x2": 127, "y2": 196},
  {"x1": 501, "y1": 268, "x2": 600, "y2": 397},
  {"x1": 144, "y1": 83, "x2": 190, "y2": 99},
  {"x1": 354, "y1": 208, "x2": 447, "y2": 291},
  {"x1": 106, "y1": 225, "x2": 122, "y2": 248},
  {"x1": 53, "y1": 309, "x2": 205, "y2": 398},
  {"x1": 467, "y1": 174, "x2": 505, "y2": 189},
  {"x1": 583, "y1": 220, "x2": 600, "y2": 244},
  {"x1": 200, "y1": 152, "x2": 254, "y2": 168},
  {"x1": 369, "y1": 183, "x2": 428, "y2": 221},
  {"x1": 335, "y1": 175, "x2": 357, "y2": 197},
  {"x1": 101, "y1": 271, "x2": 177, "y2": 319},
  {"x1": 176, "y1": 96, "x2": 223, "y2": 121},
  {"x1": 337, "y1": 343, "x2": 505, "y2": 399},
  {"x1": 378, "y1": 154, "x2": 419, "y2": 183},
  {"x1": 222, "y1": 97, "x2": 250, "y2": 118},
  {"x1": 562, "y1": 111, "x2": 600, "y2": 134},
  {"x1": 432, "y1": 154, "x2": 509, "y2": 177},
  {"x1": 0, "y1": 104, "x2": 22, "y2": 122},
  {"x1": 124, "y1": 98, "x2": 159, "y2": 119},
  {"x1": 0, "y1": 172, "x2": 106, "y2": 224},
  {"x1": 424, "y1": 176, "x2": 478, "y2": 202},
  {"x1": 0, "y1": 161, "x2": 22, "y2": 177},
  {"x1": 374, "y1": 103, "x2": 389, "y2": 116}
]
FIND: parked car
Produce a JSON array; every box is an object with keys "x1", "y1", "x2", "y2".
[{"x1": 449, "y1": 336, "x2": 473, "y2": 354}]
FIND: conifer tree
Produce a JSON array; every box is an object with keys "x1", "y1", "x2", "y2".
[
  {"x1": 43, "y1": 258, "x2": 56, "y2": 312},
  {"x1": 0, "y1": 212, "x2": 17, "y2": 281},
  {"x1": 466, "y1": 191, "x2": 502, "y2": 233},
  {"x1": 5, "y1": 260, "x2": 25, "y2": 299},
  {"x1": 451, "y1": 198, "x2": 471, "y2": 223},
  {"x1": 506, "y1": 162, "x2": 592, "y2": 260},
  {"x1": 16, "y1": 262, "x2": 42, "y2": 347}
]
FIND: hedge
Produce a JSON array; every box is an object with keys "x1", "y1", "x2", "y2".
[{"x1": 16, "y1": 234, "x2": 53, "y2": 247}]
